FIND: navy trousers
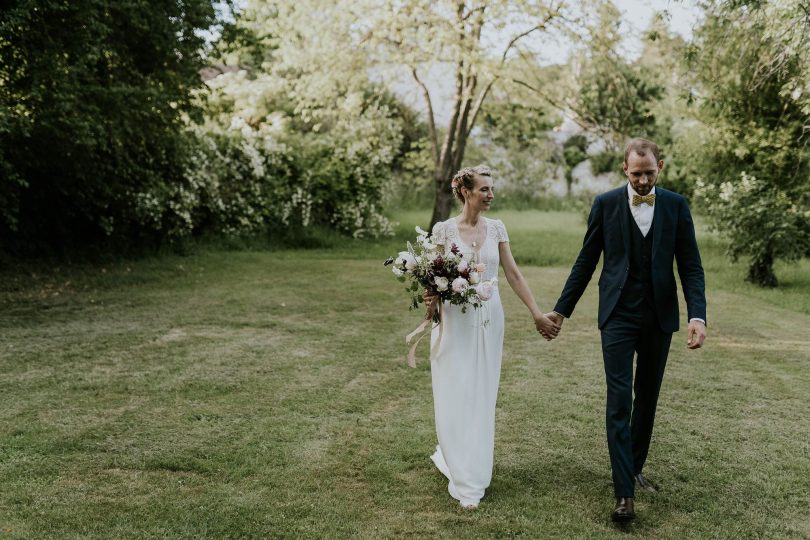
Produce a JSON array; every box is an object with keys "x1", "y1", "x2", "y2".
[{"x1": 600, "y1": 296, "x2": 672, "y2": 497}]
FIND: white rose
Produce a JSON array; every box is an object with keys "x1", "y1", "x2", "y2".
[
  {"x1": 399, "y1": 251, "x2": 417, "y2": 271},
  {"x1": 457, "y1": 260, "x2": 469, "y2": 273},
  {"x1": 451, "y1": 277, "x2": 469, "y2": 293},
  {"x1": 469, "y1": 271, "x2": 480, "y2": 285},
  {"x1": 475, "y1": 281, "x2": 494, "y2": 301},
  {"x1": 392, "y1": 267, "x2": 404, "y2": 277},
  {"x1": 434, "y1": 276, "x2": 449, "y2": 291}
]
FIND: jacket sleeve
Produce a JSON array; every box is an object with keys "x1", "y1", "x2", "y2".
[
  {"x1": 674, "y1": 197, "x2": 707, "y2": 323},
  {"x1": 553, "y1": 196, "x2": 605, "y2": 318}
]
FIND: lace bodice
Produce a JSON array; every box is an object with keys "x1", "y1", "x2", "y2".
[{"x1": 431, "y1": 217, "x2": 509, "y2": 282}]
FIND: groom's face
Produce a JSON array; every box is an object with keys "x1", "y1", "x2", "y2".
[{"x1": 624, "y1": 151, "x2": 664, "y2": 196}]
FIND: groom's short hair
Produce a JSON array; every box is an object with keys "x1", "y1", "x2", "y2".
[{"x1": 624, "y1": 138, "x2": 661, "y2": 163}]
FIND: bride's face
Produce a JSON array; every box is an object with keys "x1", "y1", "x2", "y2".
[{"x1": 464, "y1": 175, "x2": 495, "y2": 211}]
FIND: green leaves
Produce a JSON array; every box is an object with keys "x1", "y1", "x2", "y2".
[
  {"x1": 686, "y1": 0, "x2": 810, "y2": 286},
  {"x1": 0, "y1": 0, "x2": 217, "y2": 252}
]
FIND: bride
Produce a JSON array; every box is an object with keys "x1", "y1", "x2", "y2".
[{"x1": 424, "y1": 165, "x2": 560, "y2": 509}]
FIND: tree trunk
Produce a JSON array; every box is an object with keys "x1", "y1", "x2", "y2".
[
  {"x1": 429, "y1": 172, "x2": 455, "y2": 230},
  {"x1": 746, "y1": 247, "x2": 778, "y2": 287}
]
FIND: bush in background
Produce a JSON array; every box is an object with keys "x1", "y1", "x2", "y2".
[{"x1": 0, "y1": 1, "x2": 216, "y2": 254}]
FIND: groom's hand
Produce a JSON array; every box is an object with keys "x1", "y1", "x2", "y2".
[
  {"x1": 687, "y1": 320, "x2": 706, "y2": 349},
  {"x1": 547, "y1": 312, "x2": 564, "y2": 331},
  {"x1": 534, "y1": 313, "x2": 560, "y2": 341}
]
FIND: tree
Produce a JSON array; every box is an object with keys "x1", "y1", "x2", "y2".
[
  {"x1": 530, "y1": 4, "x2": 671, "y2": 150},
  {"x1": 505, "y1": 4, "x2": 680, "y2": 195},
  {"x1": 365, "y1": 1, "x2": 574, "y2": 227},
  {"x1": 562, "y1": 134, "x2": 588, "y2": 196},
  {"x1": 685, "y1": 0, "x2": 810, "y2": 287},
  {"x1": 196, "y1": 1, "x2": 422, "y2": 238},
  {"x1": 0, "y1": 1, "x2": 217, "y2": 253},
  {"x1": 471, "y1": 94, "x2": 560, "y2": 203}
]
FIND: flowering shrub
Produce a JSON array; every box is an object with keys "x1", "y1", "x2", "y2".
[
  {"x1": 130, "y1": 94, "x2": 404, "y2": 240},
  {"x1": 128, "y1": 66, "x2": 411, "y2": 241},
  {"x1": 695, "y1": 172, "x2": 810, "y2": 286},
  {"x1": 131, "y1": 128, "x2": 294, "y2": 238}
]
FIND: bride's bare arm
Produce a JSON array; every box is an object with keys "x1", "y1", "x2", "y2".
[{"x1": 499, "y1": 242, "x2": 560, "y2": 339}]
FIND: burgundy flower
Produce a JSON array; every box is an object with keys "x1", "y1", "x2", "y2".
[{"x1": 432, "y1": 256, "x2": 444, "y2": 270}]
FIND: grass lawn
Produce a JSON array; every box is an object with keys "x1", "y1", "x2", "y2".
[{"x1": 1, "y1": 210, "x2": 809, "y2": 538}]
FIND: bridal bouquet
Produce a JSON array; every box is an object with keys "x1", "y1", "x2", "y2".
[
  {"x1": 385, "y1": 226, "x2": 494, "y2": 321},
  {"x1": 385, "y1": 226, "x2": 496, "y2": 367}
]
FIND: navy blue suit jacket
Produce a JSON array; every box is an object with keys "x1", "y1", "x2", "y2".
[{"x1": 553, "y1": 186, "x2": 707, "y2": 333}]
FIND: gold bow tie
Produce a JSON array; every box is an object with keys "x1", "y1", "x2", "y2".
[{"x1": 632, "y1": 194, "x2": 656, "y2": 206}]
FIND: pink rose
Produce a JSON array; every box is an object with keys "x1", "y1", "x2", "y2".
[
  {"x1": 451, "y1": 277, "x2": 469, "y2": 293},
  {"x1": 475, "y1": 263, "x2": 486, "y2": 273},
  {"x1": 475, "y1": 281, "x2": 494, "y2": 301},
  {"x1": 457, "y1": 260, "x2": 469, "y2": 273}
]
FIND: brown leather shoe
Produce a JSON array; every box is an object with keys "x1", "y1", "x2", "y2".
[
  {"x1": 612, "y1": 497, "x2": 635, "y2": 522},
  {"x1": 635, "y1": 473, "x2": 659, "y2": 493}
]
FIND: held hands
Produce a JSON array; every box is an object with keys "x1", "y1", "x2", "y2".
[
  {"x1": 534, "y1": 312, "x2": 561, "y2": 341},
  {"x1": 687, "y1": 320, "x2": 707, "y2": 349},
  {"x1": 546, "y1": 312, "x2": 564, "y2": 329}
]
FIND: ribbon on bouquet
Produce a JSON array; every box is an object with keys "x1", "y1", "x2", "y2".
[{"x1": 405, "y1": 305, "x2": 443, "y2": 368}]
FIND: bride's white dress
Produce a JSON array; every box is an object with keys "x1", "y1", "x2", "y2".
[{"x1": 429, "y1": 216, "x2": 508, "y2": 507}]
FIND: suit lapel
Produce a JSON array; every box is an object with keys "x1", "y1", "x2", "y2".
[
  {"x1": 619, "y1": 188, "x2": 630, "y2": 255},
  {"x1": 652, "y1": 189, "x2": 664, "y2": 261}
]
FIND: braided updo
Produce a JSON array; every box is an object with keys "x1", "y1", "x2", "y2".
[{"x1": 451, "y1": 165, "x2": 492, "y2": 203}]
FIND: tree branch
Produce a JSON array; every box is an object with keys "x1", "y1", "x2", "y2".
[
  {"x1": 466, "y1": 79, "x2": 495, "y2": 139},
  {"x1": 410, "y1": 66, "x2": 439, "y2": 166},
  {"x1": 438, "y1": 61, "x2": 465, "y2": 177},
  {"x1": 461, "y1": 5, "x2": 486, "y2": 21},
  {"x1": 499, "y1": 9, "x2": 561, "y2": 64},
  {"x1": 511, "y1": 77, "x2": 594, "y2": 131}
]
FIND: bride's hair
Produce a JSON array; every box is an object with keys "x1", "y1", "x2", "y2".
[{"x1": 451, "y1": 165, "x2": 492, "y2": 203}]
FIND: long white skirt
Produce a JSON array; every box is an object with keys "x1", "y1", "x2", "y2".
[{"x1": 429, "y1": 290, "x2": 505, "y2": 506}]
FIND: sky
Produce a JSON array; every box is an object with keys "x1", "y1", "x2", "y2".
[{"x1": 613, "y1": 0, "x2": 702, "y2": 56}]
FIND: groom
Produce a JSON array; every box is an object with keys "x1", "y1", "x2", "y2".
[{"x1": 548, "y1": 138, "x2": 707, "y2": 522}]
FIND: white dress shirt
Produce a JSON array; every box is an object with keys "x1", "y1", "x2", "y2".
[{"x1": 627, "y1": 183, "x2": 655, "y2": 237}]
